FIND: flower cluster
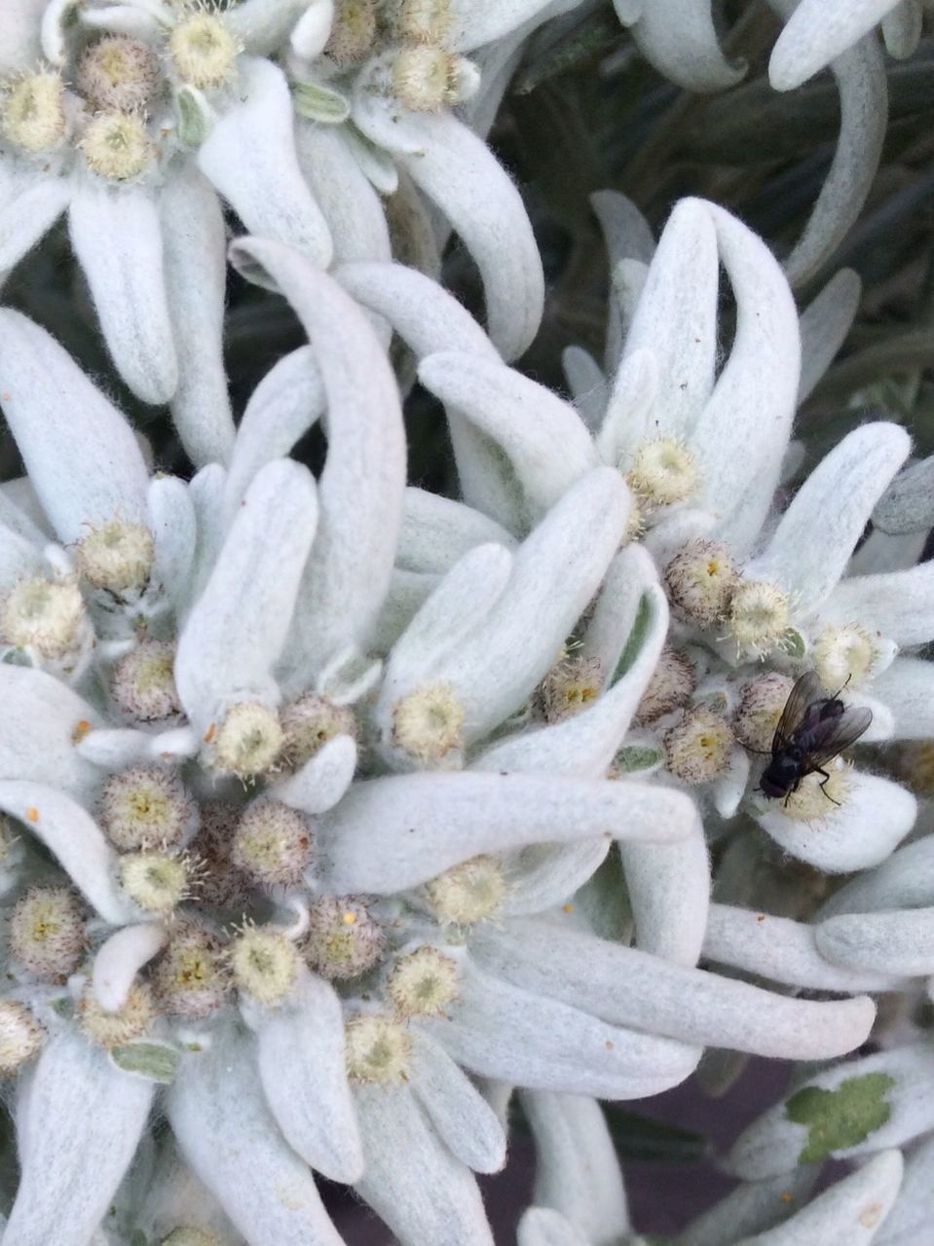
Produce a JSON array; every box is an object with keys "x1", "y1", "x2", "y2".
[{"x1": 0, "y1": 1, "x2": 933, "y2": 1245}]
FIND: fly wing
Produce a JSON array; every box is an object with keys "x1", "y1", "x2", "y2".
[
  {"x1": 802, "y1": 705, "x2": 874, "y2": 772},
  {"x1": 772, "y1": 671, "x2": 827, "y2": 751}
]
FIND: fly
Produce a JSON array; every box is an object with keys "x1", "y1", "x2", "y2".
[{"x1": 760, "y1": 670, "x2": 872, "y2": 804}]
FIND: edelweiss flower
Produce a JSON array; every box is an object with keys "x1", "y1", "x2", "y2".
[
  {"x1": 0, "y1": 0, "x2": 330, "y2": 464},
  {"x1": 2, "y1": 233, "x2": 865, "y2": 1244},
  {"x1": 360, "y1": 194, "x2": 926, "y2": 880},
  {"x1": 282, "y1": 0, "x2": 570, "y2": 360}
]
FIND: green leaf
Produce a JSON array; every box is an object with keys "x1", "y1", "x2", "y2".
[
  {"x1": 779, "y1": 629, "x2": 806, "y2": 660},
  {"x1": 603, "y1": 1106, "x2": 707, "y2": 1163},
  {"x1": 176, "y1": 87, "x2": 210, "y2": 146},
  {"x1": 110, "y1": 1040, "x2": 181, "y2": 1085},
  {"x1": 293, "y1": 80, "x2": 351, "y2": 125},
  {"x1": 614, "y1": 745, "x2": 662, "y2": 773},
  {"x1": 513, "y1": 10, "x2": 622, "y2": 96},
  {"x1": 786, "y1": 1073, "x2": 896, "y2": 1164},
  {"x1": 612, "y1": 594, "x2": 652, "y2": 683}
]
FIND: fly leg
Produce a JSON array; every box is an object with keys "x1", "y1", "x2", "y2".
[
  {"x1": 784, "y1": 777, "x2": 801, "y2": 809},
  {"x1": 816, "y1": 767, "x2": 842, "y2": 806}
]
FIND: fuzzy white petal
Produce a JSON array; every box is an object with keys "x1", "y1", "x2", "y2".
[
  {"x1": 693, "y1": 202, "x2": 800, "y2": 553},
  {"x1": 705, "y1": 904, "x2": 905, "y2": 992},
  {"x1": 501, "y1": 840, "x2": 613, "y2": 917},
  {"x1": 874, "y1": 1134, "x2": 934, "y2": 1246},
  {"x1": 519, "y1": 1091, "x2": 630, "y2": 1245},
  {"x1": 4, "y1": 1031, "x2": 154, "y2": 1246},
  {"x1": 224, "y1": 0, "x2": 312, "y2": 53},
  {"x1": 731, "y1": 1046, "x2": 929, "y2": 1177},
  {"x1": 769, "y1": 0, "x2": 888, "y2": 287},
  {"x1": 419, "y1": 353, "x2": 597, "y2": 521},
  {"x1": 410, "y1": 1031, "x2": 506, "y2": 1174},
  {"x1": 446, "y1": 0, "x2": 567, "y2": 51},
  {"x1": 148, "y1": 475, "x2": 196, "y2": 612},
  {"x1": 93, "y1": 922, "x2": 168, "y2": 1012},
  {"x1": 295, "y1": 123, "x2": 391, "y2": 264},
  {"x1": 0, "y1": 780, "x2": 135, "y2": 923},
  {"x1": 591, "y1": 189, "x2": 654, "y2": 372},
  {"x1": 590, "y1": 189, "x2": 655, "y2": 267},
  {"x1": 562, "y1": 347, "x2": 608, "y2": 433},
  {"x1": 0, "y1": 0, "x2": 46, "y2": 75},
  {"x1": 374, "y1": 543, "x2": 513, "y2": 752},
  {"x1": 817, "y1": 907, "x2": 934, "y2": 977},
  {"x1": 679, "y1": 1170, "x2": 818, "y2": 1246},
  {"x1": 818, "y1": 836, "x2": 934, "y2": 918},
  {"x1": 750, "y1": 423, "x2": 909, "y2": 614},
  {"x1": 398, "y1": 488, "x2": 516, "y2": 575},
  {"x1": 583, "y1": 544, "x2": 662, "y2": 689},
  {"x1": 798, "y1": 269, "x2": 862, "y2": 404},
  {"x1": 596, "y1": 346, "x2": 659, "y2": 470},
  {"x1": 429, "y1": 469, "x2": 630, "y2": 740},
  {"x1": 272, "y1": 734, "x2": 358, "y2": 815},
  {"x1": 0, "y1": 519, "x2": 43, "y2": 586},
  {"x1": 161, "y1": 165, "x2": 235, "y2": 467},
  {"x1": 230, "y1": 240, "x2": 406, "y2": 684},
  {"x1": 736, "y1": 1151, "x2": 902, "y2": 1245},
  {"x1": 183, "y1": 463, "x2": 227, "y2": 615},
  {"x1": 518, "y1": 1208, "x2": 589, "y2": 1246},
  {"x1": 168, "y1": 1025, "x2": 345, "y2": 1246},
  {"x1": 223, "y1": 346, "x2": 324, "y2": 525},
  {"x1": 873, "y1": 455, "x2": 934, "y2": 536},
  {"x1": 0, "y1": 666, "x2": 102, "y2": 800},
  {"x1": 871, "y1": 657, "x2": 934, "y2": 739},
  {"x1": 0, "y1": 310, "x2": 149, "y2": 542},
  {"x1": 351, "y1": 95, "x2": 542, "y2": 361},
  {"x1": 69, "y1": 185, "x2": 178, "y2": 405},
  {"x1": 422, "y1": 957, "x2": 701, "y2": 1099},
  {"x1": 290, "y1": 0, "x2": 334, "y2": 59},
  {"x1": 881, "y1": 0, "x2": 923, "y2": 57},
  {"x1": 470, "y1": 577, "x2": 665, "y2": 778},
  {"x1": 769, "y1": 0, "x2": 902, "y2": 90},
  {"x1": 353, "y1": 1084, "x2": 494, "y2": 1246},
  {"x1": 820, "y1": 560, "x2": 934, "y2": 645},
  {"x1": 198, "y1": 58, "x2": 332, "y2": 266},
  {"x1": 244, "y1": 966, "x2": 364, "y2": 1184},
  {"x1": 335, "y1": 260, "x2": 517, "y2": 529},
  {"x1": 630, "y1": 0, "x2": 745, "y2": 92},
  {"x1": 336, "y1": 261, "x2": 498, "y2": 362},
  {"x1": 617, "y1": 198, "x2": 718, "y2": 448},
  {"x1": 756, "y1": 773, "x2": 916, "y2": 874},
  {"x1": 176, "y1": 459, "x2": 318, "y2": 726},
  {"x1": 472, "y1": 918, "x2": 876, "y2": 1060},
  {"x1": 320, "y1": 771, "x2": 696, "y2": 894},
  {"x1": 0, "y1": 177, "x2": 69, "y2": 288},
  {"x1": 618, "y1": 812, "x2": 709, "y2": 966}
]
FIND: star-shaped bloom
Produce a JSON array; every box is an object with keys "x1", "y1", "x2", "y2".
[
  {"x1": 339, "y1": 195, "x2": 923, "y2": 878},
  {"x1": 0, "y1": 0, "x2": 339, "y2": 468}
]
